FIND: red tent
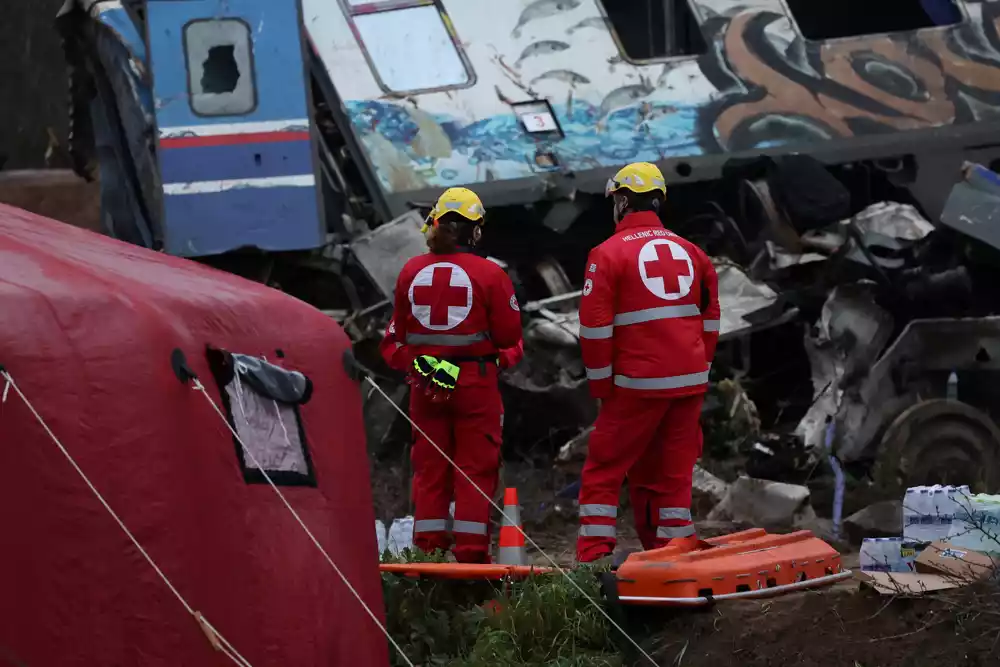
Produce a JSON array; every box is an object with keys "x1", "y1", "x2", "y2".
[{"x1": 0, "y1": 205, "x2": 388, "y2": 667}]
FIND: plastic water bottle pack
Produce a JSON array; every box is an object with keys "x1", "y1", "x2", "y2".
[
  {"x1": 946, "y1": 493, "x2": 1000, "y2": 553},
  {"x1": 902, "y1": 485, "x2": 971, "y2": 543},
  {"x1": 860, "y1": 537, "x2": 923, "y2": 572}
]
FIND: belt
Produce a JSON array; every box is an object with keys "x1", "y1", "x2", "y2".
[
  {"x1": 444, "y1": 354, "x2": 499, "y2": 364},
  {"x1": 443, "y1": 354, "x2": 499, "y2": 377}
]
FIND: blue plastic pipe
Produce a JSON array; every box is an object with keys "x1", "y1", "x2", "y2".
[{"x1": 826, "y1": 420, "x2": 845, "y2": 540}]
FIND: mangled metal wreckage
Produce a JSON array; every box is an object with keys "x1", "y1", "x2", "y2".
[{"x1": 56, "y1": 0, "x2": 1000, "y2": 483}]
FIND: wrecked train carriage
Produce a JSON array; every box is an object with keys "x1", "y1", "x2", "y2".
[
  {"x1": 812, "y1": 165, "x2": 1000, "y2": 494},
  {"x1": 735, "y1": 166, "x2": 1000, "y2": 496},
  {"x1": 57, "y1": 0, "x2": 1000, "y2": 294},
  {"x1": 56, "y1": 0, "x2": 1000, "y2": 461}
]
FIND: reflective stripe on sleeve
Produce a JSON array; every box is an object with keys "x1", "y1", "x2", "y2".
[
  {"x1": 452, "y1": 520, "x2": 488, "y2": 535},
  {"x1": 659, "y1": 507, "x2": 692, "y2": 521},
  {"x1": 585, "y1": 365, "x2": 612, "y2": 381},
  {"x1": 580, "y1": 504, "x2": 618, "y2": 518},
  {"x1": 613, "y1": 304, "x2": 700, "y2": 326},
  {"x1": 579, "y1": 324, "x2": 613, "y2": 340},
  {"x1": 656, "y1": 524, "x2": 696, "y2": 539},
  {"x1": 406, "y1": 332, "x2": 488, "y2": 346},
  {"x1": 703, "y1": 319, "x2": 720, "y2": 332},
  {"x1": 579, "y1": 524, "x2": 617, "y2": 537},
  {"x1": 614, "y1": 370, "x2": 710, "y2": 391},
  {"x1": 414, "y1": 519, "x2": 449, "y2": 533}
]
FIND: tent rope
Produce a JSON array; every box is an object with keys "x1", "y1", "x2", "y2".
[
  {"x1": 189, "y1": 378, "x2": 416, "y2": 667},
  {"x1": 0, "y1": 370, "x2": 255, "y2": 667},
  {"x1": 364, "y1": 376, "x2": 660, "y2": 666}
]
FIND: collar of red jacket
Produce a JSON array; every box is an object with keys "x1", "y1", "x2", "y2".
[
  {"x1": 617, "y1": 210, "x2": 664, "y2": 231},
  {"x1": 430, "y1": 244, "x2": 475, "y2": 256}
]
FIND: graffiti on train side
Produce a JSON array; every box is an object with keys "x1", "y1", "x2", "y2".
[
  {"x1": 346, "y1": 5, "x2": 1000, "y2": 192},
  {"x1": 711, "y1": 8, "x2": 1000, "y2": 150},
  {"x1": 346, "y1": 99, "x2": 705, "y2": 191}
]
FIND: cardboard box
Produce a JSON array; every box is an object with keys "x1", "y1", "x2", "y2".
[
  {"x1": 914, "y1": 541, "x2": 997, "y2": 582},
  {"x1": 856, "y1": 570, "x2": 961, "y2": 595}
]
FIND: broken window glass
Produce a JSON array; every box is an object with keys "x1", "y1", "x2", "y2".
[
  {"x1": 599, "y1": 0, "x2": 707, "y2": 61},
  {"x1": 184, "y1": 19, "x2": 257, "y2": 116},
  {"x1": 785, "y1": 0, "x2": 963, "y2": 41},
  {"x1": 207, "y1": 349, "x2": 317, "y2": 487},
  {"x1": 351, "y1": 4, "x2": 472, "y2": 93}
]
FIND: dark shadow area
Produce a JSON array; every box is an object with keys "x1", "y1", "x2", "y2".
[
  {"x1": 201, "y1": 44, "x2": 240, "y2": 94},
  {"x1": 0, "y1": 0, "x2": 69, "y2": 168},
  {"x1": 598, "y1": 0, "x2": 706, "y2": 60},
  {"x1": 785, "y1": 0, "x2": 962, "y2": 41}
]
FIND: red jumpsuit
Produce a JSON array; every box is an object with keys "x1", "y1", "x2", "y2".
[
  {"x1": 577, "y1": 210, "x2": 720, "y2": 562},
  {"x1": 380, "y1": 250, "x2": 522, "y2": 563}
]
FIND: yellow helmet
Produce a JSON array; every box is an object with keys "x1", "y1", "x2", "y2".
[
  {"x1": 605, "y1": 162, "x2": 667, "y2": 197},
  {"x1": 422, "y1": 187, "x2": 486, "y2": 232}
]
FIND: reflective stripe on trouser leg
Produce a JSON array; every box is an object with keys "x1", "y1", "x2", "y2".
[
  {"x1": 578, "y1": 504, "x2": 617, "y2": 542},
  {"x1": 659, "y1": 508, "x2": 691, "y2": 521},
  {"x1": 656, "y1": 506, "x2": 695, "y2": 539},
  {"x1": 580, "y1": 504, "x2": 618, "y2": 518},
  {"x1": 452, "y1": 514, "x2": 492, "y2": 564},
  {"x1": 412, "y1": 518, "x2": 450, "y2": 555},
  {"x1": 452, "y1": 520, "x2": 488, "y2": 535},
  {"x1": 579, "y1": 524, "x2": 616, "y2": 537},
  {"x1": 656, "y1": 524, "x2": 696, "y2": 539},
  {"x1": 414, "y1": 519, "x2": 449, "y2": 533}
]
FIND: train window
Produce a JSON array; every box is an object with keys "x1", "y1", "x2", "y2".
[
  {"x1": 785, "y1": 0, "x2": 963, "y2": 41},
  {"x1": 183, "y1": 19, "x2": 258, "y2": 116},
  {"x1": 345, "y1": 2, "x2": 473, "y2": 94},
  {"x1": 599, "y1": 0, "x2": 706, "y2": 61}
]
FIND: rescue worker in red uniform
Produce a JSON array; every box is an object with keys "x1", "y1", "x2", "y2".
[
  {"x1": 379, "y1": 187, "x2": 523, "y2": 563},
  {"x1": 576, "y1": 162, "x2": 720, "y2": 564}
]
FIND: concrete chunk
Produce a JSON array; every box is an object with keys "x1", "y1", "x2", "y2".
[
  {"x1": 708, "y1": 476, "x2": 813, "y2": 528},
  {"x1": 843, "y1": 500, "x2": 903, "y2": 544}
]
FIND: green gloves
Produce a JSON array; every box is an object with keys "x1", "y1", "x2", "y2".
[
  {"x1": 430, "y1": 360, "x2": 460, "y2": 391},
  {"x1": 414, "y1": 355, "x2": 439, "y2": 379},
  {"x1": 413, "y1": 355, "x2": 461, "y2": 393}
]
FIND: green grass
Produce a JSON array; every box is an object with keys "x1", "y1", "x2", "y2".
[{"x1": 381, "y1": 550, "x2": 626, "y2": 667}]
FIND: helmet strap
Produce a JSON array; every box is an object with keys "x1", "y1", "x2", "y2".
[{"x1": 612, "y1": 193, "x2": 630, "y2": 225}]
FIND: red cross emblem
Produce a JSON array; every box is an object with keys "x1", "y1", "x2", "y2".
[
  {"x1": 639, "y1": 240, "x2": 693, "y2": 300},
  {"x1": 409, "y1": 263, "x2": 472, "y2": 329}
]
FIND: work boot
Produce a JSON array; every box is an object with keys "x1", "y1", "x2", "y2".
[{"x1": 613, "y1": 548, "x2": 639, "y2": 568}]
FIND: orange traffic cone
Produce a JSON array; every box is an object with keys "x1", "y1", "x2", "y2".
[{"x1": 497, "y1": 487, "x2": 526, "y2": 565}]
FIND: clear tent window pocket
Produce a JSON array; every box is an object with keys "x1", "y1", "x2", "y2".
[{"x1": 207, "y1": 347, "x2": 317, "y2": 486}]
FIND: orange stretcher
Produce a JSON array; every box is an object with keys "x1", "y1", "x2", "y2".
[
  {"x1": 378, "y1": 529, "x2": 851, "y2": 606},
  {"x1": 612, "y1": 528, "x2": 852, "y2": 606}
]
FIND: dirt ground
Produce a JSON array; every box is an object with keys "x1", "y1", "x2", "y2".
[
  {"x1": 644, "y1": 584, "x2": 999, "y2": 667},
  {"x1": 0, "y1": 170, "x2": 101, "y2": 232},
  {"x1": 371, "y1": 457, "x2": 1000, "y2": 666}
]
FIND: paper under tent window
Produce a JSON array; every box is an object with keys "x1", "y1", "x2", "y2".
[{"x1": 207, "y1": 347, "x2": 317, "y2": 487}]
